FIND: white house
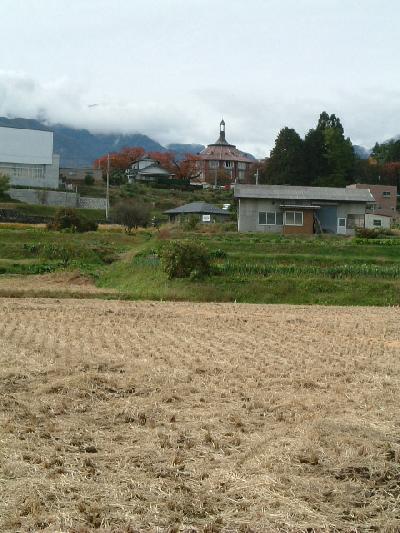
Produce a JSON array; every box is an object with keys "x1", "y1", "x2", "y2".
[{"x1": 0, "y1": 126, "x2": 60, "y2": 188}]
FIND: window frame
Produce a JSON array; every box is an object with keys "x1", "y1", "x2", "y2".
[
  {"x1": 382, "y1": 191, "x2": 391, "y2": 197},
  {"x1": 373, "y1": 219, "x2": 382, "y2": 227},
  {"x1": 284, "y1": 211, "x2": 304, "y2": 226},
  {"x1": 258, "y1": 211, "x2": 284, "y2": 226},
  {"x1": 258, "y1": 212, "x2": 267, "y2": 225}
]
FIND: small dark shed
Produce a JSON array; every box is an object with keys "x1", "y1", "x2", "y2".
[{"x1": 164, "y1": 202, "x2": 231, "y2": 223}]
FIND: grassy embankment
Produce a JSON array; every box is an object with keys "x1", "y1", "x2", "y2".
[
  {"x1": 1, "y1": 224, "x2": 400, "y2": 305},
  {"x1": 0, "y1": 183, "x2": 233, "y2": 223}
]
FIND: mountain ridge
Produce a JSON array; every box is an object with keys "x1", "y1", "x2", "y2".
[{"x1": 0, "y1": 117, "x2": 206, "y2": 167}]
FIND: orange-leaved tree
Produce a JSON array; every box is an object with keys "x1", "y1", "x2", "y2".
[
  {"x1": 149, "y1": 152, "x2": 201, "y2": 180},
  {"x1": 94, "y1": 147, "x2": 145, "y2": 175}
]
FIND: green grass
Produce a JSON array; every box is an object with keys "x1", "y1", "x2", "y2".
[
  {"x1": 1, "y1": 225, "x2": 400, "y2": 305},
  {"x1": 1, "y1": 183, "x2": 234, "y2": 224}
]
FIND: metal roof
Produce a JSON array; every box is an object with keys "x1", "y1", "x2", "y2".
[
  {"x1": 234, "y1": 184, "x2": 375, "y2": 203},
  {"x1": 136, "y1": 164, "x2": 172, "y2": 176},
  {"x1": 164, "y1": 202, "x2": 230, "y2": 215}
]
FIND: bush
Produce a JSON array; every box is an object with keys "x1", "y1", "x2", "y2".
[
  {"x1": 159, "y1": 240, "x2": 211, "y2": 279},
  {"x1": 0, "y1": 173, "x2": 10, "y2": 198},
  {"x1": 355, "y1": 226, "x2": 394, "y2": 239},
  {"x1": 47, "y1": 208, "x2": 98, "y2": 233},
  {"x1": 112, "y1": 199, "x2": 151, "y2": 232},
  {"x1": 355, "y1": 227, "x2": 379, "y2": 239},
  {"x1": 182, "y1": 215, "x2": 199, "y2": 231},
  {"x1": 84, "y1": 173, "x2": 95, "y2": 186},
  {"x1": 210, "y1": 248, "x2": 227, "y2": 259}
]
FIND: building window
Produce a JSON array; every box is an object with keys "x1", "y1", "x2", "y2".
[
  {"x1": 224, "y1": 161, "x2": 233, "y2": 168},
  {"x1": 238, "y1": 162, "x2": 246, "y2": 170},
  {"x1": 373, "y1": 219, "x2": 382, "y2": 227},
  {"x1": 347, "y1": 214, "x2": 365, "y2": 229},
  {"x1": 284, "y1": 211, "x2": 303, "y2": 226},
  {"x1": 259, "y1": 212, "x2": 283, "y2": 225},
  {"x1": 382, "y1": 191, "x2": 391, "y2": 197},
  {"x1": 208, "y1": 160, "x2": 219, "y2": 169}
]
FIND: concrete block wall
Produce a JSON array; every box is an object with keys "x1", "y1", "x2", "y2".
[
  {"x1": 9, "y1": 188, "x2": 79, "y2": 207},
  {"x1": 9, "y1": 188, "x2": 107, "y2": 211}
]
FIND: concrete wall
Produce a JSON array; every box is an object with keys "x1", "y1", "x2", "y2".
[
  {"x1": 238, "y1": 198, "x2": 282, "y2": 233},
  {"x1": 9, "y1": 188, "x2": 107, "y2": 210},
  {"x1": 9, "y1": 188, "x2": 79, "y2": 207},
  {"x1": 365, "y1": 214, "x2": 391, "y2": 229}
]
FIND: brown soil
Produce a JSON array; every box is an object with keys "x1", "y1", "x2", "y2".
[{"x1": 0, "y1": 299, "x2": 399, "y2": 532}]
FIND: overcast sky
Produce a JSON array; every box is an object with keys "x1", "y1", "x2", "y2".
[{"x1": 0, "y1": 0, "x2": 399, "y2": 157}]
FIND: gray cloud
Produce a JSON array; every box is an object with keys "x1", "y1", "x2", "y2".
[{"x1": 2, "y1": 70, "x2": 400, "y2": 159}]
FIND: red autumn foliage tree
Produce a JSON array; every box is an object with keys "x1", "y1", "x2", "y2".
[
  {"x1": 148, "y1": 152, "x2": 201, "y2": 180},
  {"x1": 94, "y1": 147, "x2": 145, "y2": 175},
  {"x1": 94, "y1": 147, "x2": 201, "y2": 181}
]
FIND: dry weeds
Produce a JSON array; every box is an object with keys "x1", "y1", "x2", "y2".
[
  {"x1": 0, "y1": 272, "x2": 116, "y2": 298},
  {"x1": 0, "y1": 299, "x2": 399, "y2": 532}
]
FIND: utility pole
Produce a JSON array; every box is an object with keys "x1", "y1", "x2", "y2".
[
  {"x1": 255, "y1": 168, "x2": 259, "y2": 185},
  {"x1": 105, "y1": 153, "x2": 110, "y2": 220}
]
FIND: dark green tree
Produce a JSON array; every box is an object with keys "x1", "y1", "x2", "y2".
[
  {"x1": 305, "y1": 112, "x2": 355, "y2": 186},
  {"x1": 265, "y1": 128, "x2": 306, "y2": 185},
  {"x1": 371, "y1": 139, "x2": 400, "y2": 164},
  {"x1": 304, "y1": 128, "x2": 327, "y2": 185}
]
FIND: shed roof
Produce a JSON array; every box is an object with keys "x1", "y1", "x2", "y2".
[
  {"x1": 164, "y1": 202, "x2": 230, "y2": 215},
  {"x1": 234, "y1": 184, "x2": 375, "y2": 203}
]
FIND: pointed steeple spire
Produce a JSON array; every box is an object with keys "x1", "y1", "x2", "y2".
[{"x1": 215, "y1": 118, "x2": 229, "y2": 145}]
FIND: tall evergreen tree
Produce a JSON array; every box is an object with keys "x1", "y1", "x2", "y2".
[
  {"x1": 304, "y1": 112, "x2": 355, "y2": 186},
  {"x1": 266, "y1": 127, "x2": 306, "y2": 185},
  {"x1": 304, "y1": 127, "x2": 327, "y2": 185}
]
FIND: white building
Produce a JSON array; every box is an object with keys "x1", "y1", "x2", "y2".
[{"x1": 0, "y1": 126, "x2": 60, "y2": 188}]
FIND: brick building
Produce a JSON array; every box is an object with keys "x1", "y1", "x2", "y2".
[
  {"x1": 198, "y1": 120, "x2": 254, "y2": 185},
  {"x1": 347, "y1": 183, "x2": 398, "y2": 219}
]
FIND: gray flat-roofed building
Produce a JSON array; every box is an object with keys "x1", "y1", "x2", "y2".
[
  {"x1": 235, "y1": 184, "x2": 375, "y2": 235},
  {"x1": 0, "y1": 126, "x2": 60, "y2": 188}
]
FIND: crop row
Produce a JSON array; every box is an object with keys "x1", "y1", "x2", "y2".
[{"x1": 216, "y1": 261, "x2": 400, "y2": 278}]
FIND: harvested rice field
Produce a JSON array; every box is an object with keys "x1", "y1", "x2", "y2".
[{"x1": 0, "y1": 299, "x2": 399, "y2": 532}]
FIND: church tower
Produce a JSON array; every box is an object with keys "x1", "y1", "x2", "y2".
[{"x1": 215, "y1": 118, "x2": 228, "y2": 145}]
